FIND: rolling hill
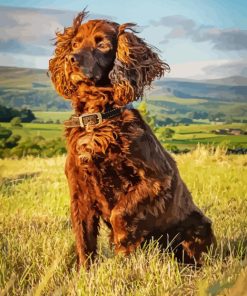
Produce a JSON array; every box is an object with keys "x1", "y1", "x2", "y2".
[
  {"x1": 0, "y1": 66, "x2": 70, "y2": 111},
  {"x1": 0, "y1": 66, "x2": 247, "y2": 118},
  {"x1": 150, "y1": 77, "x2": 247, "y2": 102}
]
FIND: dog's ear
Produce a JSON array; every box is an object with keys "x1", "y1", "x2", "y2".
[
  {"x1": 109, "y1": 23, "x2": 170, "y2": 105},
  {"x1": 48, "y1": 10, "x2": 88, "y2": 99}
]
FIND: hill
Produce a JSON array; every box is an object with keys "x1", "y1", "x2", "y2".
[
  {"x1": 0, "y1": 66, "x2": 247, "y2": 119},
  {"x1": 147, "y1": 76, "x2": 247, "y2": 120},
  {"x1": 0, "y1": 66, "x2": 70, "y2": 111},
  {"x1": 205, "y1": 75, "x2": 247, "y2": 86},
  {"x1": 151, "y1": 76, "x2": 247, "y2": 102}
]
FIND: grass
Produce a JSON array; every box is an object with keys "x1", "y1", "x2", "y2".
[
  {"x1": 158, "y1": 123, "x2": 247, "y2": 149},
  {"x1": 0, "y1": 146, "x2": 246, "y2": 295},
  {"x1": 0, "y1": 122, "x2": 63, "y2": 140},
  {"x1": 149, "y1": 95, "x2": 208, "y2": 105},
  {"x1": 1, "y1": 120, "x2": 246, "y2": 150},
  {"x1": 0, "y1": 67, "x2": 49, "y2": 90},
  {"x1": 146, "y1": 94, "x2": 247, "y2": 121},
  {"x1": 170, "y1": 123, "x2": 247, "y2": 134},
  {"x1": 164, "y1": 135, "x2": 247, "y2": 150},
  {"x1": 34, "y1": 111, "x2": 72, "y2": 122}
]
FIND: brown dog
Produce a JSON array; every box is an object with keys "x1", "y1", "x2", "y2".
[{"x1": 49, "y1": 10, "x2": 216, "y2": 268}]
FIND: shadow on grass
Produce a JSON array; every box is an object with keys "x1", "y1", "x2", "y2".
[
  {"x1": 219, "y1": 236, "x2": 247, "y2": 261},
  {"x1": 0, "y1": 172, "x2": 41, "y2": 196},
  {"x1": 203, "y1": 236, "x2": 247, "y2": 296}
]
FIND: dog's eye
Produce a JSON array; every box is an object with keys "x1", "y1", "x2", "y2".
[
  {"x1": 72, "y1": 37, "x2": 82, "y2": 49},
  {"x1": 95, "y1": 36, "x2": 111, "y2": 51},
  {"x1": 72, "y1": 42, "x2": 79, "y2": 49},
  {"x1": 96, "y1": 40, "x2": 112, "y2": 53},
  {"x1": 95, "y1": 36, "x2": 103, "y2": 44},
  {"x1": 97, "y1": 41, "x2": 107, "y2": 49}
]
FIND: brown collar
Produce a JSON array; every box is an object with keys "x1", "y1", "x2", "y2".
[{"x1": 64, "y1": 107, "x2": 125, "y2": 128}]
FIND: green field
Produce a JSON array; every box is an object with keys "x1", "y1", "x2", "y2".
[
  {"x1": 1, "y1": 116, "x2": 247, "y2": 150},
  {"x1": 0, "y1": 122, "x2": 63, "y2": 140},
  {"x1": 34, "y1": 111, "x2": 72, "y2": 122},
  {"x1": 157, "y1": 123, "x2": 247, "y2": 149},
  {"x1": 0, "y1": 111, "x2": 71, "y2": 140},
  {"x1": 150, "y1": 96, "x2": 208, "y2": 105},
  {"x1": 1, "y1": 147, "x2": 246, "y2": 295},
  {"x1": 147, "y1": 94, "x2": 247, "y2": 121},
  {"x1": 170, "y1": 123, "x2": 247, "y2": 134}
]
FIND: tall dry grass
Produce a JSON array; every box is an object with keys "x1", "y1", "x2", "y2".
[{"x1": 0, "y1": 146, "x2": 246, "y2": 295}]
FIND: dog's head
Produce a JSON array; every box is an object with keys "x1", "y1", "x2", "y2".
[{"x1": 49, "y1": 10, "x2": 169, "y2": 108}]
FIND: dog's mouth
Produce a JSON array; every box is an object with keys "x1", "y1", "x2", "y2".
[
  {"x1": 65, "y1": 61, "x2": 91, "y2": 85},
  {"x1": 70, "y1": 72, "x2": 93, "y2": 85},
  {"x1": 65, "y1": 58, "x2": 113, "y2": 88},
  {"x1": 69, "y1": 70, "x2": 112, "y2": 88}
]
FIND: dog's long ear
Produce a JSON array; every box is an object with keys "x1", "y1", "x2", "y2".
[
  {"x1": 48, "y1": 10, "x2": 88, "y2": 99},
  {"x1": 109, "y1": 23, "x2": 170, "y2": 105}
]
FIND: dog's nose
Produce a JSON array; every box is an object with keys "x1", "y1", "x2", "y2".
[
  {"x1": 67, "y1": 54, "x2": 80, "y2": 65},
  {"x1": 81, "y1": 67, "x2": 94, "y2": 79}
]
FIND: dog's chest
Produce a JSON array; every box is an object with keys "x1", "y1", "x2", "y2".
[
  {"x1": 93, "y1": 149, "x2": 141, "y2": 207},
  {"x1": 68, "y1": 116, "x2": 142, "y2": 216}
]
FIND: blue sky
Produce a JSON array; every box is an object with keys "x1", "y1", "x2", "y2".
[{"x1": 0, "y1": 0, "x2": 246, "y2": 79}]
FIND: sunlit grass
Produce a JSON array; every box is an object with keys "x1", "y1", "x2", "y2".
[
  {"x1": 0, "y1": 147, "x2": 246, "y2": 295},
  {"x1": 1, "y1": 121, "x2": 246, "y2": 150},
  {"x1": 0, "y1": 122, "x2": 63, "y2": 140},
  {"x1": 34, "y1": 111, "x2": 72, "y2": 122},
  {"x1": 149, "y1": 95, "x2": 208, "y2": 105}
]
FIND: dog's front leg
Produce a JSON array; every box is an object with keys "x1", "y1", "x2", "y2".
[
  {"x1": 110, "y1": 206, "x2": 144, "y2": 255},
  {"x1": 70, "y1": 195, "x2": 99, "y2": 269},
  {"x1": 70, "y1": 194, "x2": 88, "y2": 268},
  {"x1": 66, "y1": 159, "x2": 99, "y2": 269},
  {"x1": 110, "y1": 187, "x2": 148, "y2": 256},
  {"x1": 110, "y1": 177, "x2": 164, "y2": 255}
]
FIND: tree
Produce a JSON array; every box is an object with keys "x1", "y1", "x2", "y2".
[
  {"x1": 0, "y1": 126, "x2": 12, "y2": 140},
  {"x1": 138, "y1": 101, "x2": 157, "y2": 131},
  {"x1": 188, "y1": 111, "x2": 208, "y2": 120},
  {"x1": 163, "y1": 128, "x2": 175, "y2": 138},
  {"x1": 10, "y1": 117, "x2": 22, "y2": 127},
  {"x1": 165, "y1": 144, "x2": 180, "y2": 153},
  {"x1": 0, "y1": 126, "x2": 21, "y2": 157},
  {"x1": 157, "y1": 127, "x2": 175, "y2": 141},
  {"x1": 178, "y1": 118, "x2": 193, "y2": 125},
  {"x1": 0, "y1": 105, "x2": 19, "y2": 122},
  {"x1": 209, "y1": 112, "x2": 226, "y2": 122},
  {"x1": 5, "y1": 135, "x2": 21, "y2": 148},
  {"x1": 20, "y1": 108, "x2": 36, "y2": 122},
  {"x1": 156, "y1": 117, "x2": 175, "y2": 126},
  {"x1": 0, "y1": 105, "x2": 35, "y2": 122}
]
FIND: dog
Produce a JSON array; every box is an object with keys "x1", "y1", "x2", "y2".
[{"x1": 49, "y1": 10, "x2": 216, "y2": 268}]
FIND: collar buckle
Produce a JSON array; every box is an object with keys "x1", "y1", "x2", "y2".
[{"x1": 78, "y1": 112, "x2": 103, "y2": 128}]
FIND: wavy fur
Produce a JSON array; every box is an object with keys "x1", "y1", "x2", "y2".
[
  {"x1": 110, "y1": 24, "x2": 170, "y2": 105},
  {"x1": 49, "y1": 11, "x2": 215, "y2": 269}
]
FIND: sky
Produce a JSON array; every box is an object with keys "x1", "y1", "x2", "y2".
[{"x1": 0, "y1": 0, "x2": 246, "y2": 79}]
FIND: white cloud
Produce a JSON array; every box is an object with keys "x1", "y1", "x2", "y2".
[
  {"x1": 0, "y1": 52, "x2": 50, "y2": 69},
  {"x1": 0, "y1": 6, "x2": 114, "y2": 56},
  {"x1": 152, "y1": 15, "x2": 247, "y2": 52},
  {"x1": 166, "y1": 59, "x2": 247, "y2": 80}
]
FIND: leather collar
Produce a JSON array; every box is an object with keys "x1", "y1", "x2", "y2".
[{"x1": 64, "y1": 107, "x2": 125, "y2": 128}]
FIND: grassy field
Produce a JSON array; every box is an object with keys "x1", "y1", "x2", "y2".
[
  {"x1": 1, "y1": 112, "x2": 247, "y2": 150},
  {"x1": 0, "y1": 122, "x2": 63, "y2": 140},
  {"x1": 147, "y1": 93, "x2": 247, "y2": 119},
  {"x1": 0, "y1": 146, "x2": 247, "y2": 295},
  {"x1": 158, "y1": 123, "x2": 247, "y2": 149},
  {"x1": 34, "y1": 111, "x2": 72, "y2": 122},
  {"x1": 149, "y1": 96, "x2": 208, "y2": 105},
  {"x1": 164, "y1": 135, "x2": 247, "y2": 150}
]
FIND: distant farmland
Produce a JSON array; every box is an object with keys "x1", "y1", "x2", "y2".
[{"x1": 1, "y1": 112, "x2": 246, "y2": 150}]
